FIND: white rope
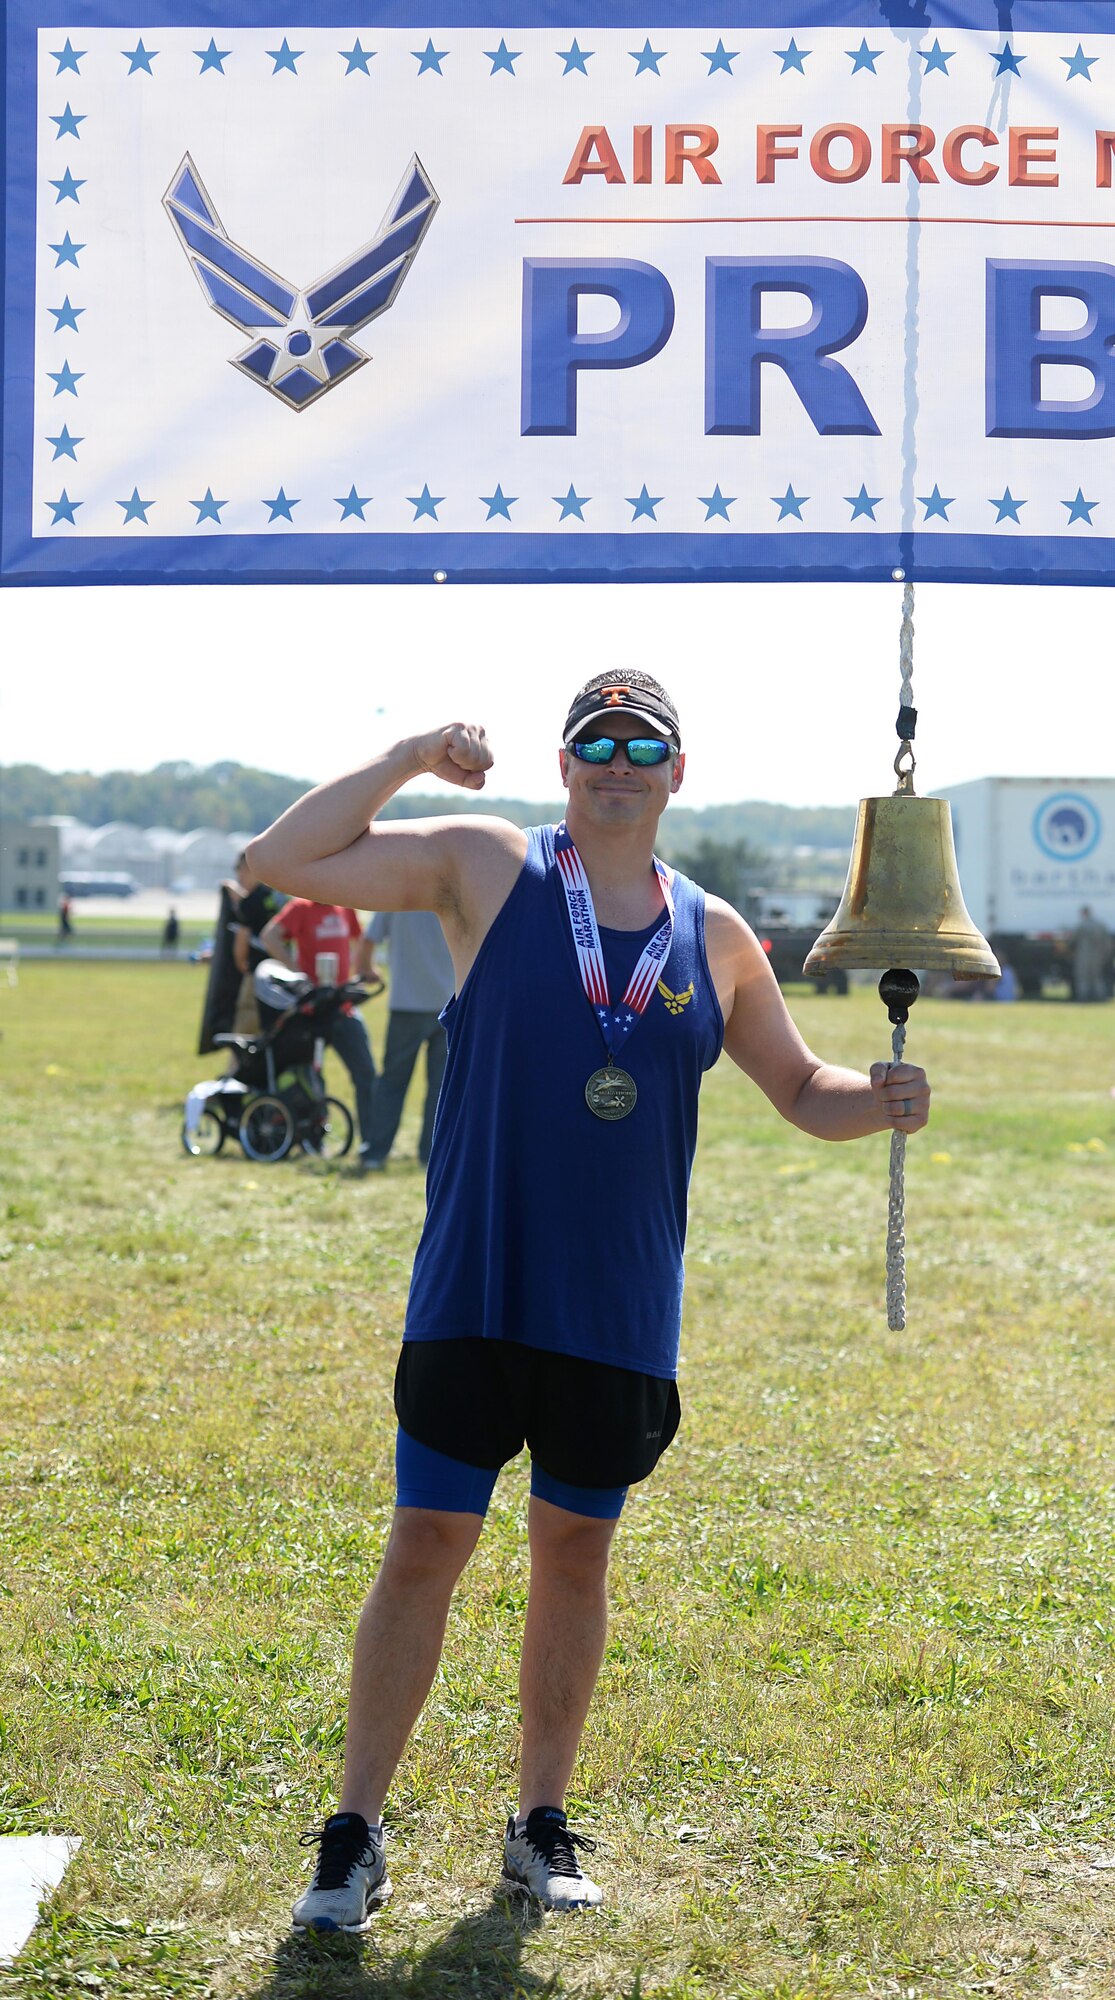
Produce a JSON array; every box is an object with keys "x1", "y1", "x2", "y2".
[
  {"x1": 885, "y1": 1021, "x2": 908, "y2": 1331},
  {"x1": 898, "y1": 581, "x2": 915, "y2": 714},
  {"x1": 885, "y1": 588, "x2": 915, "y2": 1329},
  {"x1": 882, "y1": 31, "x2": 924, "y2": 1328}
]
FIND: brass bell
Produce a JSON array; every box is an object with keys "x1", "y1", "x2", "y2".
[{"x1": 804, "y1": 791, "x2": 1000, "y2": 980}]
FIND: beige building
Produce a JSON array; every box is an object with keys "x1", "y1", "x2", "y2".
[{"x1": 0, "y1": 821, "x2": 60, "y2": 913}]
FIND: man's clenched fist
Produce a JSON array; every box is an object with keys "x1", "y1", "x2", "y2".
[{"x1": 410, "y1": 723, "x2": 493, "y2": 791}]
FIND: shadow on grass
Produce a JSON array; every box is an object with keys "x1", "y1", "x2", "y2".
[{"x1": 251, "y1": 1891, "x2": 557, "y2": 2000}]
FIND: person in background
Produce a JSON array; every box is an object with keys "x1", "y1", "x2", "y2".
[
  {"x1": 231, "y1": 852, "x2": 285, "y2": 1036},
  {"x1": 161, "y1": 908, "x2": 180, "y2": 956},
  {"x1": 1071, "y1": 906, "x2": 1112, "y2": 1003},
  {"x1": 260, "y1": 898, "x2": 377, "y2": 1163},
  {"x1": 355, "y1": 910, "x2": 453, "y2": 1172},
  {"x1": 56, "y1": 893, "x2": 74, "y2": 943}
]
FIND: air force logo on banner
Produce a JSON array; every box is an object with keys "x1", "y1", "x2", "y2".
[{"x1": 163, "y1": 154, "x2": 438, "y2": 410}]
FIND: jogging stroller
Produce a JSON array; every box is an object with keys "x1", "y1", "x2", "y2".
[{"x1": 182, "y1": 959, "x2": 377, "y2": 1162}]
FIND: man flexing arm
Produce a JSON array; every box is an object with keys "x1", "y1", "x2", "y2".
[{"x1": 247, "y1": 726, "x2": 524, "y2": 994}]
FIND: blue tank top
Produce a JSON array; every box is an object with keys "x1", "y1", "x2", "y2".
[{"x1": 403, "y1": 824, "x2": 724, "y2": 1378}]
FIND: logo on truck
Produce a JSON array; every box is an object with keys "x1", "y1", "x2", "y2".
[{"x1": 1032, "y1": 793, "x2": 1102, "y2": 863}]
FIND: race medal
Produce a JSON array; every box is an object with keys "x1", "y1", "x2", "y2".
[
  {"x1": 585, "y1": 1064, "x2": 638, "y2": 1121},
  {"x1": 553, "y1": 823, "x2": 676, "y2": 1125}
]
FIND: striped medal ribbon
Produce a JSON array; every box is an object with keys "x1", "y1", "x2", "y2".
[{"x1": 553, "y1": 822, "x2": 675, "y2": 1120}]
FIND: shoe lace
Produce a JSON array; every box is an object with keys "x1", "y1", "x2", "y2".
[
  {"x1": 526, "y1": 1818, "x2": 597, "y2": 1880},
  {"x1": 299, "y1": 1819, "x2": 374, "y2": 1891}
]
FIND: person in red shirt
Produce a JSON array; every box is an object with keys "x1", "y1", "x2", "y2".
[{"x1": 260, "y1": 900, "x2": 377, "y2": 1164}]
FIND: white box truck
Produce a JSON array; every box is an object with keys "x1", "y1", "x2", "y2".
[{"x1": 935, "y1": 777, "x2": 1115, "y2": 997}]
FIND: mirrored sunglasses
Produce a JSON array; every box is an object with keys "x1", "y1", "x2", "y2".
[{"x1": 571, "y1": 736, "x2": 674, "y2": 767}]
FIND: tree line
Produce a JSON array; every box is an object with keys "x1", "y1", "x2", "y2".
[{"x1": 1, "y1": 761, "x2": 855, "y2": 910}]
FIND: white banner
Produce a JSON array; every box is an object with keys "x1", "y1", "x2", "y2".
[{"x1": 5, "y1": 3, "x2": 1115, "y2": 585}]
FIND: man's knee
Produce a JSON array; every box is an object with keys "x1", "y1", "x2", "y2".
[
  {"x1": 380, "y1": 1507, "x2": 481, "y2": 1590},
  {"x1": 529, "y1": 1500, "x2": 617, "y2": 1589}
]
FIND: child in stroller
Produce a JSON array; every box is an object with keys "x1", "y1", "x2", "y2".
[{"x1": 182, "y1": 959, "x2": 378, "y2": 1161}]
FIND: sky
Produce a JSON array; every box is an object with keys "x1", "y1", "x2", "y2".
[{"x1": 1, "y1": 576, "x2": 1108, "y2": 813}]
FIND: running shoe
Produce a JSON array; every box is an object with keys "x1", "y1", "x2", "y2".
[
  {"x1": 292, "y1": 1811, "x2": 392, "y2": 1932},
  {"x1": 502, "y1": 1806, "x2": 602, "y2": 1910}
]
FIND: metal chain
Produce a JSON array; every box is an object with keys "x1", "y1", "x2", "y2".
[{"x1": 885, "y1": 1021, "x2": 908, "y2": 1331}]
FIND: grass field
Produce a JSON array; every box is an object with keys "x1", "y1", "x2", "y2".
[{"x1": 2, "y1": 965, "x2": 1115, "y2": 2000}]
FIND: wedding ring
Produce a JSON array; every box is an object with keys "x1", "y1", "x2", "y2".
[{"x1": 902, "y1": 1098, "x2": 912, "y2": 1118}]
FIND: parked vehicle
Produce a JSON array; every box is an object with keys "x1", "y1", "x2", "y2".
[
  {"x1": 60, "y1": 871, "x2": 140, "y2": 898},
  {"x1": 940, "y1": 778, "x2": 1115, "y2": 997},
  {"x1": 757, "y1": 925, "x2": 848, "y2": 994}
]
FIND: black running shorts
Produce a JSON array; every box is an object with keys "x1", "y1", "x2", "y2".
[{"x1": 394, "y1": 1338, "x2": 681, "y2": 1490}]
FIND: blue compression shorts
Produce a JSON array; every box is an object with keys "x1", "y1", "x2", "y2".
[{"x1": 395, "y1": 1427, "x2": 628, "y2": 1521}]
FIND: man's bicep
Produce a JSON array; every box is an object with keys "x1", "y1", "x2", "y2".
[{"x1": 271, "y1": 816, "x2": 523, "y2": 921}]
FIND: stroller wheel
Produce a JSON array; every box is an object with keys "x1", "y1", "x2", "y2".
[
  {"x1": 301, "y1": 1095, "x2": 355, "y2": 1161},
  {"x1": 182, "y1": 1110, "x2": 226, "y2": 1158},
  {"x1": 239, "y1": 1094, "x2": 295, "y2": 1163}
]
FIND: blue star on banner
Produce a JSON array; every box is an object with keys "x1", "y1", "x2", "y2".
[
  {"x1": 1062, "y1": 44, "x2": 1097, "y2": 81},
  {"x1": 627, "y1": 485, "x2": 663, "y2": 521},
  {"x1": 557, "y1": 41, "x2": 592, "y2": 74},
  {"x1": 847, "y1": 38, "x2": 882, "y2": 75},
  {"x1": 51, "y1": 41, "x2": 84, "y2": 75},
  {"x1": 702, "y1": 40, "x2": 738, "y2": 75},
  {"x1": 50, "y1": 233, "x2": 83, "y2": 267},
  {"x1": 267, "y1": 39, "x2": 302, "y2": 74},
  {"x1": 340, "y1": 41, "x2": 374, "y2": 75},
  {"x1": 50, "y1": 168, "x2": 85, "y2": 204},
  {"x1": 993, "y1": 44, "x2": 1025, "y2": 75},
  {"x1": 195, "y1": 39, "x2": 230, "y2": 73},
  {"x1": 846, "y1": 484, "x2": 881, "y2": 520},
  {"x1": 413, "y1": 40, "x2": 448, "y2": 75},
  {"x1": 48, "y1": 360, "x2": 82, "y2": 397},
  {"x1": 1064, "y1": 488, "x2": 1097, "y2": 523},
  {"x1": 774, "y1": 39, "x2": 809, "y2": 74},
  {"x1": 48, "y1": 298, "x2": 83, "y2": 333},
  {"x1": 118, "y1": 487, "x2": 153, "y2": 524},
  {"x1": 50, "y1": 104, "x2": 86, "y2": 140},
  {"x1": 480, "y1": 486, "x2": 516, "y2": 520},
  {"x1": 264, "y1": 488, "x2": 299, "y2": 521},
  {"x1": 336, "y1": 485, "x2": 371, "y2": 520},
  {"x1": 699, "y1": 485, "x2": 735, "y2": 521},
  {"x1": 47, "y1": 490, "x2": 81, "y2": 524},
  {"x1": 630, "y1": 39, "x2": 666, "y2": 75},
  {"x1": 46, "y1": 425, "x2": 82, "y2": 461},
  {"x1": 192, "y1": 488, "x2": 226, "y2": 523},
  {"x1": 409, "y1": 484, "x2": 443, "y2": 520},
  {"x1": 773, "y1": 485, "x2": 807, "y2": 520},
  {"x1": 991, "y1": 488, "x2": 1025, "y2": 524},
  {"x1": 920, "y1": 39, "x2": 954, "y2": 74},
  {"x1": 555, "y1": 485, "x2": 589, "y2": 521},
  {"x1": 919, "y1": 484, "x2": 953, "y2": 519},
  {"x1": 486, "y1": 39, "x2": 520, "y2": 74},
  {"x1": 122, "y1": 40, "x2": 157, "y2": 74}
]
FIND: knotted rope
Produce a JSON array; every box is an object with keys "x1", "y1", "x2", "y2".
[
  {"x1": 886, "y1": 1015, "x2": 908, "y2": 1332},
  {"x1": 884, "y1": 577, "x2": 917, "y2": 1332}
]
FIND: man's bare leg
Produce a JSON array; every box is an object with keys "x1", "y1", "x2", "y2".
[
  {"x1": 517, "y1": 1497, "x2": 619, "y2": 1816},
  {"x1": 338, "y1": 1506, "x2": 483, "y2": 1822}
]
